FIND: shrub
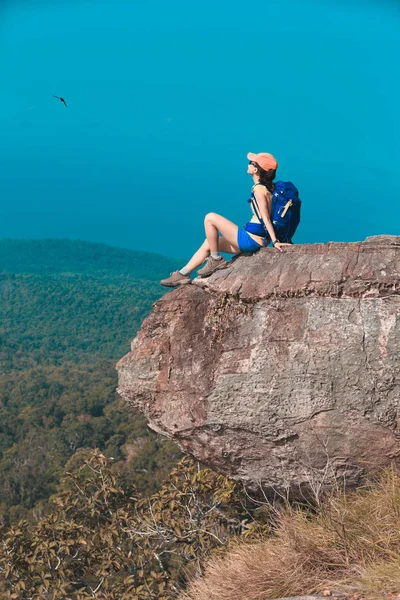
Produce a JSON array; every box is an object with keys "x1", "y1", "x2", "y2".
[{"x1": 179, "y1": 467, "x2": 400, "y2": 600}]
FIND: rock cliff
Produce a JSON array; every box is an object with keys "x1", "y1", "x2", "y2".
[{"x1": 117, "y1": 236, "x2": 400, "y2": 497}]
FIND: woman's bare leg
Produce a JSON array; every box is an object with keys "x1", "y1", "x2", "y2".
[
  {"x1": 183, "y1": 239, "x2": 210, "y2": 272},
  {"x1": 183, "y1": 234, "x2": 240, "y2": 273},
  {"x1": 204, "y1": 212, "x2": 239, "y2": 252},
  {"x1": 160, "y1": 213, "x2": 241, "y2": 287},
  {"x1": 183, "y1": 214, "x2": 239, "y2": 272}
]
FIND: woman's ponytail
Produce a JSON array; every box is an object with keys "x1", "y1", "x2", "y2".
[{"x1": 257, "y1": 166, "x2": 276, "y2": 192}]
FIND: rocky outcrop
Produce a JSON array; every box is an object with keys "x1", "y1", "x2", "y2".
[{"x1": 117, "y1": 236, "x2": 400, "y2": 497}]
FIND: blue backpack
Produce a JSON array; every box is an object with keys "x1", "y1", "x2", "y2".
[
  {"x1": 249, "y1": 181, "x2": 301, "y2": 244},
  {"x1": 270, "y1": 181, "x2": 301, "y2": 243}
]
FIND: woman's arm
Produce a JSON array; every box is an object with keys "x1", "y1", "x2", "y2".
[{"x1": 253, "y1": 187, "x2": 290, "y2": 252}]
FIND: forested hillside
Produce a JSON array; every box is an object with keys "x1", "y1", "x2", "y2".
[
  {"x1": 0, "y1": 239, "x2": 183, "y2": 525},
  {"x1": 0, "y1": 238, "x2": 181, "y2": 278}
]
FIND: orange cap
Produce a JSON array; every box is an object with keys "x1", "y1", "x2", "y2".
[{"x1": 247, "y1": 152, "x2": 278, "y2": 171}]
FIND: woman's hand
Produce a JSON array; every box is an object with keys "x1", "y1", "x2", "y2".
[{"x1": 273, "y1": 242, "x2": 292, "y2": 252}]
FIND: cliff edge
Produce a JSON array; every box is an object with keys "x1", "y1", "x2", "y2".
[{"x1": 117, "y1": 236, "x2": 400, "y2": 496}]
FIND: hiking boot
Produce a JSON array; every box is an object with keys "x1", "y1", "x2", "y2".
[
  {"x1": 160, "y1": 270, "x2": 191, "y2": 287},
  {"x1": 197, "y1": 256, "x2": 228, "y2": 278}
]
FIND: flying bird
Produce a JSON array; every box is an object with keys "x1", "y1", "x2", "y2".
[{"x1": 53, "y1": 95, "x2": 67, "y2": 107}]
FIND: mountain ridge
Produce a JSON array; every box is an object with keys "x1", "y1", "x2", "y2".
[{"x1": 0, "y1": 238, "x2": 182, "y2": 278}]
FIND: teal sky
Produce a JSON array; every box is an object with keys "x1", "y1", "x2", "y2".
[{"x1": 0, "y1": 0, "x2": 399, "y2": 259}]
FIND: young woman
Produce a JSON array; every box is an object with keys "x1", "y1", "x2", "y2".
[{"x1": 160, "y1": 152, "x2": 291, "y2": 287}]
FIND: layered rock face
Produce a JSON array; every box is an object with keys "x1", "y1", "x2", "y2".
[{"x1": 117, "y1": 236, "x2": 400, "y2": 496}]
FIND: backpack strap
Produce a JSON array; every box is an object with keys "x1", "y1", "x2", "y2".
[
  {"x1": 250, "y1": 196, "x2": 262, "y2": 223},
  {"x1": 250, "y1": 183, "x2": 266, "y2": 219},
  {"x1": 250, "y1": 183, "x2": 276, "y2": 246},
  {"x1": 251, "y1": 183, "x2": 271, "y2": 225}
]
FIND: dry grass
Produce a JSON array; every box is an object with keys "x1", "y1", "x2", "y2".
[{"x1": 179, "y1": 468, "x2": 400, "y2": 600}]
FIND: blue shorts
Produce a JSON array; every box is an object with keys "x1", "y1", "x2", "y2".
[{"x1": 237, "y1": 228, "x2": 263, "y2": 253}]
